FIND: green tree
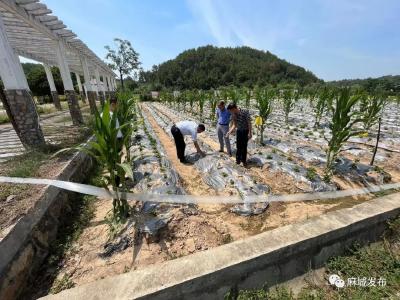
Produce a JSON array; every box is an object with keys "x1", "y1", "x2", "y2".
[{"x1": 105, "y1": 38, "x2": 141, "y2": 90}]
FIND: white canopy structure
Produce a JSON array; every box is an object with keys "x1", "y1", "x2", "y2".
[{"x1": 0, "y1": 0, "x2": 117, "y2": 147}]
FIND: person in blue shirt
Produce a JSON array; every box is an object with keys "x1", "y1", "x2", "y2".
[{"x1": 216, "y1": 100, "x2": 232, "y2": 156}]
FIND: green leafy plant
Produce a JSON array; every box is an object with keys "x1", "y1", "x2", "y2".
[
  {"x1": 198, "y1": 90, "x2": 207, "y2": 119},
  {"x1": 116, "y1": 91, "x2": 137, "y2": 162},
  {"x1": 282, "y1": 88, "x2": 299, "y2": 124},
  {"x1": 255, "y1": 87, "x2": 275, "y2": 144},
  {"x1": 359, "y1": 90, "x2": 387, "y2": 131},
  {"x1": 209, "y1": 89, "x2": 218, "y2": 121},
  {"x1": 314, "y1": 86, "x2": 334, "y2": 127},
  {"x1": 244, "y1": 87, "x2": 252, "y2": 108},
  {"x1": 324, "y1": 88, "x2": 363, "y2": 181},
  {"x1": 81, "y1": 101, "x2": 133, "y2": 221}
]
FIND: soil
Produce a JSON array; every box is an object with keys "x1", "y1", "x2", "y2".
[{"x1": 16, "y1": 100, "x2": 400, "y2": 295}]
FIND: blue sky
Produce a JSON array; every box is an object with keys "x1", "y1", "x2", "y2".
[{"x1": 40, "y1": 0, "x2": 399, "y2": 81}]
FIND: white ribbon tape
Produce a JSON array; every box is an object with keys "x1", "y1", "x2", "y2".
[{"x1": 0, "y1": 176, "x2": 399, "y2": 204}]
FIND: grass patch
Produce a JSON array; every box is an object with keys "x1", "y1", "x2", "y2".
[
  {"x1": 0, "y1": 112, "x2": 9, "y2": 124},
  {"x1": 225, "y1": 216, "x2": 400, "y2": 300}
]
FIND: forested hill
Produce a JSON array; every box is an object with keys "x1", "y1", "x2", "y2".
[
  {"x1": 328, "y1": 75, "x2": 400, "y2": 95},
  {"x1": 140, "y1": 46, "x2": 320, "y2": 89}
]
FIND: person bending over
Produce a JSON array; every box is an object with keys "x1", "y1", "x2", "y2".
[
  {"x1": 226, "y1": 103, "x2": 252, "y2": 166},
  {"x1": 171, "y1": 121, "x2": 206, "y2": 163}
]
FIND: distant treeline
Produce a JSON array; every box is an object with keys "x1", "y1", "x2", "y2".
[
  {"x1": 139, "y1": 45, "x2": 321, "y2": 90},
  {"x1": 328, "y1": 75, "x2": 400, "y2": 96}
]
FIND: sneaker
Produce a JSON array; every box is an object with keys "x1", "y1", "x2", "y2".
[
  {"x1": 219, "y1": 149, "x2": 224, "y2": 153},
  {"x1": 228, "y1": 152, "x2": 232, "y2": 157}
]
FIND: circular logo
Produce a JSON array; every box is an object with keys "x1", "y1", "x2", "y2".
[
  {"x1": 329, "y1": 274, "x2": 341, "y2": 285},
  {"x1": 335, "y1": 278, "x2": 345, "y2": 288}
]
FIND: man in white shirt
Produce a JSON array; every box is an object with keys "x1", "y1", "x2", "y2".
[{"x1": 171, "y1": 121, "x2": 206, "y2": 163}]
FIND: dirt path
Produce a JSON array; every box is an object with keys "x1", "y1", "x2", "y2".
[{"x1": 141, "y1": 104, "x2": 216, "y2": 196}]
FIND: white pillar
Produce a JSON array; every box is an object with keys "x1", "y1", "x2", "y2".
[
  {"x1": 111, "y1": 78, "x2": 117, "y2": 91},
  {"x1": 43, "y1": 64, "x2": 57, "y2": 92},
  {"x1": 80, "y1": 57, "x2": 94, "y2": 92},
  {"x1": 44, "y1": 63, "x2": 62, "y2": 110},
  {"x1": 55, "y1": 41, "x2": 74, "y2": 90},
  {"x1": 0, "y1": 13, "x2": 45, "y2": 147},
  {"x1": 14, "y1": 53, "x2": 30, "y2": 90},
  {"x1": 55, "y1": 41, "x2": 83, "y2": 124},
  {"x1": 107, "y1": 76, "x2": 112, "y2": 91},
  {"x1": 94, "y1": 68, "x2": 104, "y2": 95},
  {"x1": 75, "y1": 72, "x2": 83, "y2": 93},
  {"x1": 0, "y1": 17, "x2": 29, "y2": 90}
]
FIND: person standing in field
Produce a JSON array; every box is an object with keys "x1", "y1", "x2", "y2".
[
  {"x1": 171, "y1": 121, "x2": 206, "y2": 163},
  {"x1": 226, "y1": 103, "x2": 252, "y2": 166},
  {"x1": 216, "y1": 101, "x2": 232, "y2": 156}
]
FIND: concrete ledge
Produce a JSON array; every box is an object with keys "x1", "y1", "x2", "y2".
[
  {"x1": 0, "y1": 150, "x2": 93, "y2": 300},
  {"x1": 41, "y1": 193, "x2": 400, "y2": 300}
]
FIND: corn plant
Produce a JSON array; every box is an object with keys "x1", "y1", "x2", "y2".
[
  {"x1": 219, "y1": 87, "x2": 229, "y2": 102},
  {"x1": 209, "y1": 89, "x2": 218, "y2": 121},
  {"x1": 228, "y1": 86, "x2": 241, "y2": 105},
  {"x1": 282, "y1": 88, "x2": 298, "y2": 124},
  {"x1": 116, "y1": 91, "x2": 137, "y2": 162},
  {"x1": 81, "y1": 101, "x2": 133, "y2": 221},
  {"x1": 324, "y1": 88, "x2": 363, "y2": 181},
  {"x1": 314, "y1": 86, "x2": 333, "y2": 128},
  {"x1": 359, "y1": 90, "x2": 387, "y2": 131},
  {"x1": 255, "y1": 87, "x2": 275, "y2": 144},
  {"x1": 198, "y1": 90, "x2": 207, "y2": 119},
  {"x1": 186, "y1": 89, "x2": 196, "y2": 112},
  {"x1": 244, "y1": 88, "x2": 252, "y2": 108}
]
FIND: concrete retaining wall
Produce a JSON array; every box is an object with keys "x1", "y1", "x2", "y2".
[
  {"x1": 0, "y1": 150, "x2": 93, "y2": 300},
  {"x1": 41, "y1": 192, "x2": 399, "y2": 300}
]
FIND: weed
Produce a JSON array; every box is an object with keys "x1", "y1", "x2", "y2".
[
  {"x1": 221, "y1": 233, "x2": 233, "y2": 244},
  {"x1": 306, "y1": 168, "x2": 317, "y2": 181},
  {"x1": 50, "y1": 274, "x2": 75, "y2": 294}
]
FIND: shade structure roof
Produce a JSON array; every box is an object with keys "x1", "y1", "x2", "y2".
[{"x1": 0, "y1": 0, "x2": 115, "y2": 76}]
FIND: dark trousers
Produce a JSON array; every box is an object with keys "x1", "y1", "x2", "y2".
[
  {"x1": 171, "y1": 125, "x2": 186, "y2": 162},
  {"x1": 236, "y1": 129, "x2": 249, "y2": 164}
]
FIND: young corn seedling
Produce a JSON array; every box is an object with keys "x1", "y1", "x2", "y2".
[
  {"x1": 282, "y1": 88, "x2": 299, "y2": 124},
  {"x1": 198, "y1": 90, "x2": 207, "y2": 119},
  {"x1": 209, "y1": 89, "x2": 218, "y2": 121},
  {"x1": 244, "y1": 87, "x2": 252, "y2": 108},
  {"x1": 314, "y1": 86, "x2": 333, "y2": 128},
  {"x1": 255, "y1": 87, "x2": 275, "y2": 144},
  {"x1": 359, "y1": 90, "x2": 387, "y2": 132},
  {"x1": 228, "y1": 86, "x2": 242, "y2": 105},
  {"x1": 116, "y1": 90, "x2": 137, "y2": 162},
  {"x1": 324, "y1": 88, "x2": 363, "y2": 181},
  {"x1": 81, "y1": 101, "x2": 133, "y2": 221}
]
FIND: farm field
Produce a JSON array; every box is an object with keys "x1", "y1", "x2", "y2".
[{"x1": 24, "y1": 90, "x2": 400, "y2": 296}]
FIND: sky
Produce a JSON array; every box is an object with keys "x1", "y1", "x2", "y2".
[{"x1": 38, "y1": 0, "x2": 400, "y2": 81}]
